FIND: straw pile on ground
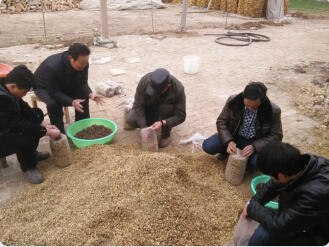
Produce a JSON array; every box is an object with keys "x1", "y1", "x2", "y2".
[
  {"x1": 237, "y1": 0, "x2": 266, "y2": 18},
  {"x1": 165, "y1": 0, "x2": 289, "y2": 18},
  {"x1": 0, "y1": 144, "x2": 247, "y2": 246}
]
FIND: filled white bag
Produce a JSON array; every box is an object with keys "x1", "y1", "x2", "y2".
[{"x1": 233, "y1": 213, "x2": 259, "y2": 246}]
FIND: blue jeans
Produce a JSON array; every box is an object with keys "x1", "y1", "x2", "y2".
[
  {"x1": 202, "y1": 134, "x2": 258, "y2": 172},
  {"x1": 248, "y1": 225, "x2": 316, "y2": 246}
]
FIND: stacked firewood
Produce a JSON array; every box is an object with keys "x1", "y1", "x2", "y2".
[{"x1": 0, "y1": 0, "x2": 82, "y2": 14}]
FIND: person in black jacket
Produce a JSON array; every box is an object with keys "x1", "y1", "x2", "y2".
[
  {"x1": 243, "y1": 142, "x2": 329, "y2": 246},
  {"x1": 34, "y1": 43, "x2": 104, "y2": 133},
  {"x1": 0, "y1": 65, "x2": 61, "y2": 184}
]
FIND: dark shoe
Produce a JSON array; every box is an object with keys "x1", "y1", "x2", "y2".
[
  {"x1": 216, "y1": 153, "x2": 228, "y2": 160},
  {"x1": 24, "y1": 169, "x2": 44, "y2": 184},
  {"x1": 35, "y1": 151, "x2": 50, "y2": 161},
  {"x1": 159, "y1": 137, "x2": 170, "y2": 148}
]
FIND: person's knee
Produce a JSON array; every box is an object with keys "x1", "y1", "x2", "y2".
[
  {"x1": 126, "y1": 110, "x2": 139, "y2": 128},
  {"x1": 247, "y1": 153, "x2": 258, "y2": 172},
  {"x1": 202, "y1": 138, "x2": 215, "y2": 155},
  {"x1": 46, "y1": 101, "x2": 62, "y2": 112},
  {"x1": 31, "y1": 107, "x2": 45, "y2": 122},
  {"x1": 248, "y1": 225, "x2": 270, "y2": 246}
]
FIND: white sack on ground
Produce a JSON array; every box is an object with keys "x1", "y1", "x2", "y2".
[
  {"x1": 108, "y1": 0, "x2": 165, "y2": 10},
  {"x1": 267, "y1": 0, "x2": 285, "y2": 22}
]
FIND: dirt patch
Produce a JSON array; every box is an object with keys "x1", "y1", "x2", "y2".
[
  {"x1": 291, "y1": 11, "x2": 311, "y2": 19},
  {"x1": 226, "y1": 21, "x2": 266, "y2": 30},
  {"x1": 269, "y1": 61, "x2": 329, "y2": 157},
  {"x1": 290, "y1": 11, "x2": 329, "y2": 20},
  {"x1": 75, "y1": 124, "x2": 113, "y2": 139},
  {"x1": 0, "y1": 144, "x2": 247, "y2": 246},
  {"x1": 225, "y1": 20, "x2": 288, "y2": 30}
]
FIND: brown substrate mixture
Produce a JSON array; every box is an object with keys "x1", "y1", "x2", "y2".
[
  {"x1": 0, "y1": 144, "x2": 247, "y2": 246},
  {"x1": 74, "y1": 124, "x2": 113, "y2": 140}
]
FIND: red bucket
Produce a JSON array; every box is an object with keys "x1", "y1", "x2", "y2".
[{"x1": 0, "y1": 63, "x2": 13, "y2": 77}]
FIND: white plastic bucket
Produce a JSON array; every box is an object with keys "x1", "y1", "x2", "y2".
[{"x1": 183, "y1": 55, "x2": 201, "y2": 74}]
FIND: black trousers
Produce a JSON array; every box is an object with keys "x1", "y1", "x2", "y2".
[
  {"x1": 0, "y1": 133, "x2": 39, "y2": 172},
  {"x1": 127, "y1": 104, "x2": 175, "y2": 138},
  {"x1": 35, "y1": 89, "x2": 90, "y2": 133},
  {"x1": 0, "y1": 108, "x2": 44, "y2": 172}
]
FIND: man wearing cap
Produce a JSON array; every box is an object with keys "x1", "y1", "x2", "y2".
[{"x1": 127, "y1": 68, "x2": 186, "y2": 148}]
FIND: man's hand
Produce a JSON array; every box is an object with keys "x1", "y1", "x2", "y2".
[
  {"x1": 227, "y1": 141, "x2": 237, "y2": 154},
  {"x1": 141, "y1": 129, "x2": 151, "y2": 143},
  {"x1": 89, "y1": 93, "x2": 105, "y2": 106},
  {"x1": 242, "y1": 206, "x2": 252, "y2": 221},
  {"x1": 150, "y1": 121, "x2": 163, "y2": 131},
  {"x1": 41, "y1": 121, "x2": 58, "y2": 130},
  {"x1": 47, "y1": 124, "x2": 58, "y2": 130},
  {"x1": 241, "y1": 145, "x2": 254, "y2": 157},
  {"x1": 46, "y1": 128, "x2": 61, "y2": 139},
  {"x1": 72, "y1": 99, "x2": 85, "y2": 113}
]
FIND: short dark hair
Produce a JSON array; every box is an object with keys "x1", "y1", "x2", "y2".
[
  {"x1": 257, "y1": 142, "x2": 305, "y2": 179},
  {"x1": 243, "y1": 82, "x2": 268, "y2": 102},
  {"x1": 68, "y1": 43, "x2": 90, "y2": 60},
  {"x1": 5, "y1": 65, "x2": 36, "y2": 90}
]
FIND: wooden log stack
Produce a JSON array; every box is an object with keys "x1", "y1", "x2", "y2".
[{"x1": 0, "y1": 0, "x2": 82, "y2": 14}]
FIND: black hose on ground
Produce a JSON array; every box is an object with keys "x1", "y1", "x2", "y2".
[{"x1": 215, "y1": 32, "x2": 270, "y2": 46}]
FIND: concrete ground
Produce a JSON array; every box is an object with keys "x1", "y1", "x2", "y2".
[{"x1": 0, "y1": 4, "x2": 328, "y2": 243}]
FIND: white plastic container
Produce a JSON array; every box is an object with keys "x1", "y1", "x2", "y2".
[{"x1": 183, "y1": 55, "x2": 201, "y2": 74}]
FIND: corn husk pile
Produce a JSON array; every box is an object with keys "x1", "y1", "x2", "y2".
[
  {"x1": 238, "y1": 0, "x2": 266, "y2": 18},
  {"x1": 0, "y1": 144, "x2": 247, "y2": 246},
  {"x1": 219, "y1": 0, "x2": 239, "y2": 13},
  {"x1": 188, "y1": 0, "x2": 197, "y2": 6},
  {"x1": 284, "y1": 0, "x2": 289, "y2": 15},
  {"x1": 196, "y1": 0, "x2": 208, "y2": 7},
  {"x1": 172, "y1": 0, "x2": 183, "y2": 3},
  {"x1": 167, "y1": 0, "x2": 288, "y2": 18},
  {"x1": 209, "y1": 0, "x2": 220, "y2": 10}
]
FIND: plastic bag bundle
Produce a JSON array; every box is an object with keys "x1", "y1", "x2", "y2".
[
  {"x1": 233, "y1": 212, "x2": 259, "y2": 245},
  {"x1": 95, "y1": 80, "x2": 123, "y2": 97},
  {"x1": 123, "y1": 98, "x2": 135, "y2": 130},
  {"x1": 225, "y1": 149, "x2": 248, "y2": 185},
  {"x1": 49, "y1": 134, "x2": 73, "y2": 168},
  {"x1": 103, "y1": 80, "x2": 123, "y2": 95},
  {"x1": 141, "y1": 127, "x2": 158, "y2": 152},
  {"x1": 95, "y1": 82, "x2": 115, "y2": 97},
  {"x1": 179, "y1": 132, "x2": 207, "y2": 153}
]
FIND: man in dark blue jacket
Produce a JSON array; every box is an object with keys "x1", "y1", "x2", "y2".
[
  {"x1": 34, "y1": 43, "x2": 104, "y2": 133},
  {"x1": 0, "y1": 65, "x2": 61, "y2": 184},
  {"x1": 243, "y1": 142, "x2": 329, "y2": 246}
]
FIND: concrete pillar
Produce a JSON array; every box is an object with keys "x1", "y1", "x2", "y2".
[{"x1": 100, "y1": 0, "x2": 109, "y2": 39}]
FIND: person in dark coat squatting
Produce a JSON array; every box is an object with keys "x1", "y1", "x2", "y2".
[
  {"x1": 202, "y1": 82, "x2": 283, "y2": 172},
  {"x1": 244, "y1": 142, "x2": 329, "y2": 246},
  {"x1": 0, "y1": 65, "x2": 61, "y2": 184},
  {"x1": 126, "y1": 68, "x2": 186, "y2": 148},
  {"x1": 34, "y1": 43, "x2": 104, "y2": 134}
]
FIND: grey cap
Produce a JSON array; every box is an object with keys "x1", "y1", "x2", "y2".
[{"x1": 146, "y1": 68, "x2": 171, "y2": 97}]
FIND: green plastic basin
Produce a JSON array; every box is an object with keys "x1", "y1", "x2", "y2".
[
  {"x1": 66, "y1": 118, "x2": 118, "y2": 148},
  {"x1": 251, "y1": 175, "x2": 279, "y2": 210}
]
